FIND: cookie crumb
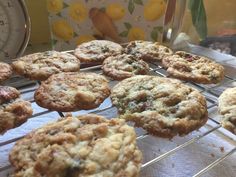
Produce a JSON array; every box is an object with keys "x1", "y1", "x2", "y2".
[
  {"x1": 210, "y1": 153, "x2": 215, "y2": 157},
  {"x1": 220, "y1": 147, "x2": 225, "y2": 153},
  {"x1": 208, "y1": 143, "x2": 216, "y2": 147}
]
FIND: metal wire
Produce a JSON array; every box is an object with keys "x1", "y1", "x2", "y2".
[
  {"x1": 193, "y1": 147, "x2": 236, "y2": 177},
  {"x1": 0, "y1": 106, "x2": 114, "y2": 148},
  {"x1": 141, "y1": 125, "x2": 221, "y2": 169},
  {"x1": 1, "y1": 52, "x2": 236, "y2": 176}
]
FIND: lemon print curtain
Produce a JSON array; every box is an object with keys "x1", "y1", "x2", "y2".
[{"x1": 47, "y1": 0, "x2": 167, "y2": 51}]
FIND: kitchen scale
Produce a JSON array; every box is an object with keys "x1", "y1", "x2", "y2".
[
  {"x1": 0, "y1": 0, "x2": 30, "y2": 62},
  {"x1": 0, "y1": 0, "x2": 35, "y2": 87}
]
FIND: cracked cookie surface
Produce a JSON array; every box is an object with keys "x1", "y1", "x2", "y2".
[
  {"x1": 102, "y1": 54, "x2": 149, "y2": 80},
  {"x1": 219, "y1": 87, "x2": 236, "y2": 134},
  {"x1": 0, "y1": 86, "x2": 33, "y2": 134},
  {"x1": 9, "y1": 114, "x2": 142, "y2": 177},
  {"x1": 111, "y1": 75, "x2": 208, "y2": 138},
  {"x1": 0, "y1": 62, "x2": 12, "y2": 83},
  {"x1": 162, "y1": 51, "x2": 224, "y2": 84},
  {"x1": 125, "y1": 40, "x2": 173, "y2": 61},
  {"x1": 74, "y1": 40, "x2": 123, "y2": 63},
  {"x1": 34, "y1": 72, "x2": 110, "y2": 112},
  {"x1": 12, "y1": 51, "x2": 80, "y2": 81}
]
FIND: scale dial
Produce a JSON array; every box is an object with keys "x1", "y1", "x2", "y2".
[{"x1": 0, "y1": 0, "x2": 30, "y2": 62}]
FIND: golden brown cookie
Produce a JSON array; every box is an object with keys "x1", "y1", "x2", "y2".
[
  {"x1": 0, "y1": 86, "x2": 33, "y2": 134},
  {"x1": 34, "y1": 72, "x2": 111, "y2": 112},
  {"x1": 162, "y1": 51, "x2": 225, "y2": 84},
  {"x1": 111, "y1": 75, "x2": 208, "y2": 138},
  {"x1": 74, "y1": 40, "x2": 123, "y2": 63},
  {"x1": 0, "y1": 62, "x2": 12, "y2": 83},
  {"x1": 12, "y1": 51, "x2": 80, "y2": 81},
  {"x1": 102, "y1": 53, "x2": 149, "y2": 80},
  {"x1": 9, "y1": 114, "x2": 142, "y2": 177},
  {"x1": 219, "y1": 87, "x2": 236, "y2": 134},
  {"x1": 125, "y1": 40, "x2": 173, "y2": 61}
]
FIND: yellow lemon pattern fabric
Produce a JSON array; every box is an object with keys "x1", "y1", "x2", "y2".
[
  {"x1": 52, "y1": 20, "x2": 74, "y2": 41},
  {"x1": 144, "y1": 0, "x2": 167, "y2": 21},
  {"x1": 47, "y1": 0, "x2": 63, "y2": 13},
  {"x1": 128, "y1": 27, "x2": 145, "y2": 41},
  {"x1": 106, "y1": 3, "x2": 125, "y2": 21},
  {"x1": 48, "y1": 0, "x2": 167, "y2": 50},
  {"x1": 69, "y1": 2, "x2": 88, "y2": 23},
  {"x1": 76, "y1": 35, "x2": 95, "y2": 45}
]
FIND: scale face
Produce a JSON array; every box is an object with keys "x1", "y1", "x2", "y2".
[{"x1": 0, "y1": 0, "x2": 30, "y2": 63}]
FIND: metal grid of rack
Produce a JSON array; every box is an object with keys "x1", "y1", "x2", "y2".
[{"x1": 0, "y1": 56, "x2": 236, "y2": 177}]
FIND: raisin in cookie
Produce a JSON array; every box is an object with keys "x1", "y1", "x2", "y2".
[
  {"x1": 12, "y1": 51, "x2": 80, "y2": 81},
  {"x1": 162, "y1": 51, "x2": 225, "y2": 84},
  {"x1": 0, "y1": 86, "x2": 33, "y2": 134},
  {"x1": 0, "y1": 62, "x2": 12, "y2": 83},
  {"x1": 219, "y1": 87, "x2": 236, "y2": 134},
  {"x1": 125, "y1": 40, "x2": 173, "y2": 62},
  {"x1": 9, "y1": 114, "x2": 142, "y2": 177},
  {"x1": 111, "y1": 75, "x2": 208, "y2": 138},
  {"x1": 74, "y1": 40, "x2": 123, "y2": 63},
  {"x1": 102, "y1": 54, "x2": 149, "y2": 80},
  {"x1": 34, "y1": 72, "x2": 110, "y2": 112}
]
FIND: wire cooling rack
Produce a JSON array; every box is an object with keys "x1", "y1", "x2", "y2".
[{"x1": 0, "y1": 54, "x2": 236, "y2": 177}]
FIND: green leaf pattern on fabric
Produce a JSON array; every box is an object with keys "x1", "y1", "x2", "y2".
[
  {"x1": 124, "y1": 22, "x2": 132, "y2": 30},
  {"x1": 100, "y1": 7, "x2": 106, "y2": 12},
  {"x1": 134, "y1": 0, "x2": 143, "y2": 5},
  {"x1": 128, "y1": 0, "x2": 135, "y2": 14},
  {"x1": 119, "y1": 31, "x2": 129, "y2": 37},
  {"x1": 150, "y1": 26, "x2": 163, "y2": 41},
  {"x1": 63, "y1": 2, "x2": 69, "y2": 8},
  {"x1": 188, "y1": 0, "x2": 208, "y2": 39},
  {"x1": 128, "y1": 0, "x2": 143, "y2": 14},
  {"x1": 51, "y1": 39, "x2": 57, "y2": 46},
  {"x1": 56, "y1": 12, "x2": 62, "y2": 17}
]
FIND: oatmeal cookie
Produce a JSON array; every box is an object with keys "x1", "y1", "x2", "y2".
[
  {"x1": 74, "y1": 40, "x2": 123, "y2": 63},
  {"x1": 9, "y1": 114, "x2": 142, "y2": 177},
  {"x1": 111, "y1": 75, "x2": 208, "y2": 138},
  {"x1": 0, "y1": 62, "x2": 12, "y2": 83},
  {"x1": 125, "y1": 40, "x2": 173, "y2": 61},
  {"x1": 34, "y1": 72, "x2": 110, "y2": 112},
  {"x1": 0, "y1": 86, "x2": 33, "y2": 134},
  {"x1": 102, "y1": 53, "x2": 149, "y2": 80},
  {"x1": 12, "y1": 51, "x2": 80, "y2": 81},
  {"x1": 219, "y1": 87, "x2": 236, "y2": 134},
  {"x1": 162, "y1": 51, "x2": 225, "y2": 84}
]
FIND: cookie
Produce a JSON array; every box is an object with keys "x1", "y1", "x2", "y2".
[
  {"x1": 111, "y1": 75, "x2": 208, "y2": 138},
  {"x1": 0, "y1": 86, "x2": 33, "y2": 134},
  {"x1": 218, "y1": 87, "x2": 236, "y2": 134},
  {"x1": 34, "y1": 72, "x2": 110, "y2": 112},
  {"x1": 125, "y1": 40, "x2": 173, "y2": 62},
  {"x1": 102, "y1": 53, "x2": 149, "y2": 80},
  {"x1": 162, "y1": 51, "x2": 225, "y2": 84},
  {"x1": 74, "y1": 40, "x2": 123, "y2": 63},
  {"x1": 0, "y1": 62, "x2": 12, "y2": 83},
  {"x1": 12, "y1": 51, "x2": 80, "y2": 81},
  {"x1": 9, "y1": 114, "x2": 142, "y2": 177}
]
